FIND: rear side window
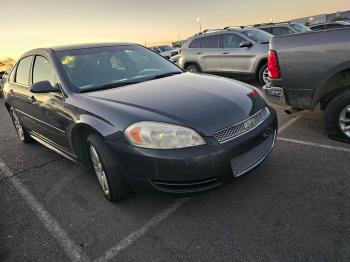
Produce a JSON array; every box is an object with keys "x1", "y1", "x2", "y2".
[
  {"x1": 222, "y1": 34, "x2": 245, "y2": 48},
  {"x1": 33, "y1": 56, "x2": 55, "y2": 86},
  {"x1": 189, "y1": 38, "x2": 201, "y2": 48},
  {"x1": 200, "y1": 35, "x2": 219, "y2": 48},
  {"x1": 15, "y1": 56, "x2": 33, "y2": 85},
  {"x1": 271, "y1": 27, "x2": 294, "y2": 36}
]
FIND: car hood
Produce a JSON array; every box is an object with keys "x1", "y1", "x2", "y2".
[{"x1": 81, "y1": 73, "x2": 265, "y2": 136}]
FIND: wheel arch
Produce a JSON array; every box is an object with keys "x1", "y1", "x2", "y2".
[
  {"x1": 255, "y1": 58, "x2": 267, "y2": 76},
  {"x1": 317, "y1": 67, "x2": 350, "y2": 110},
  {"x1": 70, "y1": 115, "x2": 118, "y2": 164}
]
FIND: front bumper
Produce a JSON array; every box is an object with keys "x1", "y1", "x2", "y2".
[
  {"x1": 263, "y1": 83, "x2": 287, "y2": 107},
  {"x1": 107, "y1": 109, "x2": 278, "y2": 194}
]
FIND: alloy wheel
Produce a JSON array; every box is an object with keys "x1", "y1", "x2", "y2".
[
  {"x1": 11, "y1": 110, "x2": 25, "y2": 141},
  {"x1": 187, "y1": 68, "x2": 198, "y2": 73},
  {"x1": 339, "y1": 105, "x2": 350, "y2": 138},
  {"x1": 262, "y1": 67, "x2": 270, "y2": 85},
  {"x1": 89, "y1": 145, "x2": 110, "y2": 197}
]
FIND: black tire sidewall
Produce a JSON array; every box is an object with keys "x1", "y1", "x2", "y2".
[
  {"x1": 324, "y1": 90, "x2": 350, "y2": 142},
  {"x1": 87, "y1": 134, "x2": 129, "y2": 201}
]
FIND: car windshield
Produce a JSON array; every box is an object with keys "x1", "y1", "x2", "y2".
[
  {"x1": 241, "y1": 29, "x2": 272, "y2": 44},
  {"x1": 290, "y1": 23, "x2": 311, "y2": 33},
  {"x1": 158, "y1": 45, "x2": 174, "y2": 51},
  {"x1": 56, "y1": 45, "x2": 182, "y2": 92}
]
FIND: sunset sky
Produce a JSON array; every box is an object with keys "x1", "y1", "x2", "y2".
[{"x1": 0, "y1": 0, "x2": 349, "y2": 60}]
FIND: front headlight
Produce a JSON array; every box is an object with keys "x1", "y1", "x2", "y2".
[{"x1": 124, "y1": 121, "x2": 206, "y2": 149}]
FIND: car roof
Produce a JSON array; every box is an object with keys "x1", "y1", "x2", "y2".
[
  {"x1": 310, "y1": 21, "x2": 350, "y2": 26},
  {"x1": 20, "y1": 43, "x2": 138, "y2": 57}
]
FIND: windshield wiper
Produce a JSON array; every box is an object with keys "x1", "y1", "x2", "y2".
[
  {"x1": 80, "y1": 80, "x2": 142, "y2": 93},
  {"x1": 152, "y1": 71, "x2": 182, "y2": 79}
]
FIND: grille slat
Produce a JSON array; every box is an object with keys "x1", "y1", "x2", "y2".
[
  {"x1": 214, "y1": 107, "x2": 270, "y2": 143},
  {"x1": 231, "y1": 132, "x2": 275, "y2": 177}
]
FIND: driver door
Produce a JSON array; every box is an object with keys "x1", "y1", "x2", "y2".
[{"x1": 28, "y1": 55, "x2": 74, "y2": 150}]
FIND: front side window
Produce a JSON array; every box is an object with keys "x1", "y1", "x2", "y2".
[
  {"x1": 200, "y1": 35, "x2": 219, "y2": 48},
  {"x1": 189, "y1": 38, "x2": 201, "y2": 48},
  {"x1": 33, "y1": 56, "x2": 55, "y2": 86},
  {"x1": 310, "y1": 25, "x2": 325, "y2": 31},
  {"x1": 222, "y1": 34, "x2": 245, "y2": 48},
  {"x1": 57, "y1": 45, "x2": 182, "y2": 92},
  {"x1": 158, "y1": 45, "x2": 173, "y2": 52},
  {"x1": 15, "y1": 56, "x2": 33, "y2": 85}
]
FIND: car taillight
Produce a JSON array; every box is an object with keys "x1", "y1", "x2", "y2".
[{"x1": 268, "y1": 50, "x2": 280, "y2": 79}]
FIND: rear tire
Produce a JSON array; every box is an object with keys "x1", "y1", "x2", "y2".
[
  {"x1": 324, "y1": 90, "x2": 350, "y2": 143},
  {"x1": 185, "y1": 63, "x2": 200, "y2": 73},
  {"x1": 258, "y1": 64, "x2": 269, "y2": 86},
  {"x1": 10, "y1": 108, "x2": 32, "y2": 143},
  {"x1": 87, "y1": 134, "x2": 130, "y2": 201}
]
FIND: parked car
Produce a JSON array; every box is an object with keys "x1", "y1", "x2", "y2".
[
  {"x1": 0, "y1": 71, "x2": 7, "y2": 97},
  {"x1": 170, "y1": 53, "x2": 180, "y2": 65},
  {"x1": 309, "y1": 21, "x2": 350, "y2": 31},
  {"x1": 263, "y1": 28, "x2": 350, "y2": 142},
  {"x1": 3, "y1": 43, "x2": 277, "y2": 201},
  {"x1": 179, "y1": 27, "x2": 273, "y2": 85},
  {"x1": 149, "y1": 45, "x2": 179, "y2": 59},
  {"x1": 254, "y1": 22, "x2": 311, "y2": 36}
]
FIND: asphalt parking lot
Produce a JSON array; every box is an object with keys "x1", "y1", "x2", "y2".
[{"x1": 1, "y1": 83, "x2": 350, "y2": 262}]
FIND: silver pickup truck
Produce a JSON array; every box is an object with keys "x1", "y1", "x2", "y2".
[{"x1": 263, "y1": 28, "x2": 350, "y2": 142}]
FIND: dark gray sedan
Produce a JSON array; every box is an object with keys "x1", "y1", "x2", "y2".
[{"x1": 3, "y1": 43, "x2": 277, "y2": 201}]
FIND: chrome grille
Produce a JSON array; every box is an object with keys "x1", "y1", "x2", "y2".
[
  {"x1": 214, "y1": 107, "x2": 270, "y2": 143},
  {"x1": 231, "y1": 131, "x2": 276, "y2": 177}
]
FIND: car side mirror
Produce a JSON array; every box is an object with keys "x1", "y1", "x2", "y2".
[
  {"x1": 239, "y1": 41, "x2": 253, "y2": 48},
  {"x1": 30, "y1": 80, "x2": 60, "y2": 93}
]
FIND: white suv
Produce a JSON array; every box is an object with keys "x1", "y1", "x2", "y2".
[{"x1": 179, "y1": 27, "x2": 273, "y2": 85}]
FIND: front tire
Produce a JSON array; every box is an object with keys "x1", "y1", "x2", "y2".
[
  {"x1": 185, "y1": 63, "x2": 200, "y2": 73},
  {"x1": 258, "y1": 64, "x2": 269, "y2": 86},
  {"x1": 87, "y1": 134, "x2": 130, "y2": 201},
  {"x1": 10, "y1": 108, "x2": 32, "y2": 143},
  {"x1": 324, "y1": 90, "x2": 350, "y2": 143}
]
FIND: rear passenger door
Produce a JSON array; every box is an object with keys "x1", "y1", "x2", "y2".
[
  {"x1": 196, "y1": 34, "x2": 222, "y2": 72},
  {"x1": 9, "y1": 56, "x2": 38, "y2": 131},
  {"x1": 220, "y1": 33, "x2": 255, "y2": 73}
]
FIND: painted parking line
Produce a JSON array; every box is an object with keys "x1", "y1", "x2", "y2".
[
  {"x1": 278, "y1": 137, "x2": 350, "y2": 153},
  {"x1": 94, "y1": 198, "x2": 190, "y2": 262},
  {"x1": 0, "y1": 159, "x2": 91, "y2": 262},
  {"x1": 278, "y1": 115, "x2": 302, "y2": 134}
]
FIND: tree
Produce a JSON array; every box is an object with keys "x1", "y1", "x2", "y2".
[{"x1": 332, "y1": 16, "x2": 349, "y2": 22}]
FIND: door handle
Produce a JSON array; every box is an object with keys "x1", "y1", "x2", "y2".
[
  {"x1": 221, "y1": 52, "x2": 230, "y2": 55},
  {"x1": 29, "y1": 96, "x2": 36, "y2": 103},
  {"x1": 196, "y1": 52, "x2": 202, "y2": 55}
]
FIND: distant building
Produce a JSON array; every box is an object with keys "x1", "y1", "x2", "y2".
[{"x1": 292, "y1": 10, "x2": 350, "y2": 25}]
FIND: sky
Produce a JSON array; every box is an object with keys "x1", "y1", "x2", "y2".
[{"x1": 0, "y1": 0, "x2": 349, "y2": 60}]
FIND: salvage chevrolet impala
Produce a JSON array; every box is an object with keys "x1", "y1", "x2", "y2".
[{"x1": 3, "y1": 43, "x2": 277, "y2": 201}]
